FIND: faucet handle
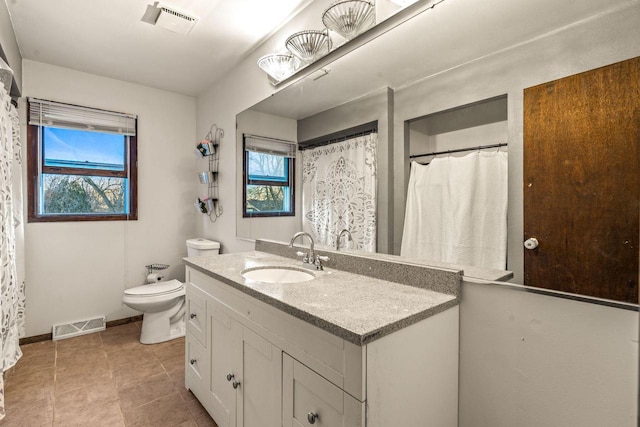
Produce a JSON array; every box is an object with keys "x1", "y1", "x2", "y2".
[
  {"x1": 314, "y1": 255, "x2": 330, "y2": 270},
  {"x1": 296, "y1": 251, "x2": 309, "y2": 263}
]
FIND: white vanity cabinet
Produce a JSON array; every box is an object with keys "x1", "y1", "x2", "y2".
[
  {"x1": 185, "y1": 265, "x2": 459, "y2": 427},
  {"x1": 186, "y1": 279, "x2": 282, "y2": 427}
]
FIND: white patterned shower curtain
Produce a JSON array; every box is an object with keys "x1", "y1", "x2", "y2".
[
  {"x1": 302, "y1": 133, "x2": 377, "y2": 252},
  {"x1": 0, "y1": 87, "x2": 26, "y2": 420}
]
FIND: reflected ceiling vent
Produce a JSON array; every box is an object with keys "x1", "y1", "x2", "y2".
[{"x1": 141, "y1": 2, "x2": 199, "y2": 35}]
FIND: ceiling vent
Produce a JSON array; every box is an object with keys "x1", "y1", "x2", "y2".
[{"x1": 141, "y1": 2, "x2": 199, "y2": 35}]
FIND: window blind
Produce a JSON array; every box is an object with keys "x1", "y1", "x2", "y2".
[
  {"x1": 28, "y1": 98, "x2": 137, "y2": 136},
  {"x1": 244, "y1": 134, "x2": 297, "y2": 158}
]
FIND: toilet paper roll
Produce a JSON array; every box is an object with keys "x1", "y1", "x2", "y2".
[{"x1": 147, "y1": 273, "x2": 163, "y2": 283}]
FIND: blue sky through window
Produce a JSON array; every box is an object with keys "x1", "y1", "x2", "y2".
[{"x1": 44, "y1": 127, "x2": 125, "y2": 170}]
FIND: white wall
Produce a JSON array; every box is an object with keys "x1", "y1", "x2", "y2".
[
  {"x1": 460, "y1": 280, "x2": 638, "y2": 427},
  {"x1": 22, "y1": 60, "x2": 197, "y2": 336}
]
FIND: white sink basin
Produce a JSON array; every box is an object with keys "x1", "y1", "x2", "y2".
[{"x1": 241, "y1": 266, "x2": 315, "y2": 284}]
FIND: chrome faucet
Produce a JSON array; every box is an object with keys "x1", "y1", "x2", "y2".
[
  {"x1": 289, "y1": 232, "x2": 329, "y2": 270},
  {"x1": 336, "y1": 229, "x2": 353, "y2": 251},
  {"x1": 289, "y1": 231, "x2": 315, "y2": 264}
]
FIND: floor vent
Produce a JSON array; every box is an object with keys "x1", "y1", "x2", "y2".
[{"x1": 52, "y1": 316, "x2": 106, "y2": 340}]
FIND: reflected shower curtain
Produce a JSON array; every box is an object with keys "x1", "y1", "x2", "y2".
[
  {"x1": 302, "y1": 133, "x2": 377, "y2": 252},
  {"x1": 0, "y1": 87, "x2": 25, "y2": 420},
  {"x1": 401, "y1": 151, "x2": 508, "y2": 270}
]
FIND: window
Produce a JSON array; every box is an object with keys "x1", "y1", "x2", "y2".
[
  {"x1": 27, "y1": 98, "x2": 138, "y2": 222},
  {"x1": 243, "y1": 134, "x2": 296, "y2": 217}
]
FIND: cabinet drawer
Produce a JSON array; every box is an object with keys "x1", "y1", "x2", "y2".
[
  {"x1": 185, "y1": 332, "x2": 209, "y2": 401},
  {"x1": 186, "y1": 283, "x2": 208, "y2": 346},
  {"x1": 283, "y1": 353, "x2": 364, "y2": 427}
]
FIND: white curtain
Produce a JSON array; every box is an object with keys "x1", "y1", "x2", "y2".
[
  {"x1": 0, "y1": 87, "x2": 26, "y2": 420},
  {"x1": 302, "y1": 133, "x2": 377, "y2": 252},
  {"x1": 401, "y1": 151, "x2": 508, "y2": 270}
]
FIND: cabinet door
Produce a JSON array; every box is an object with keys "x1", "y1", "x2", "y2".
[
  {"x1": 186, "y1": 283, "x2": 208, "y2": 346},
  {"x1": 237, "y1": 328, "x2": 282, "y2": 427},
  {"x1": 185, "y1": 334, "x2": 209, "y2": 401},
  {"x1": 283, "y1": 353, "x2": 364, "y2": 427},
  {"x1": 209, "y1": 299, "x2": 241, "y2": 427}
]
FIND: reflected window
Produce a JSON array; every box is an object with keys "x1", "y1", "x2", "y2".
[{"x1": 243, "y1": 135, "x2": 295, "y2": 217}]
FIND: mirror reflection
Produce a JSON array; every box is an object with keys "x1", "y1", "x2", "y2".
[{"x1": 236, "y1": 0, "x2": 638, "y2": 305}]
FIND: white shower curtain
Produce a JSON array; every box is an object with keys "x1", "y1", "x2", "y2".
[
  {"x1": 401, "y1": 151, "x2": 508, "y2": 270},
  {"x1": 302, "y1": 133, "x2": 377, "y2": 252},
  {"x1": 0, "y1": 87, "x2": 26, "y2": 420}
]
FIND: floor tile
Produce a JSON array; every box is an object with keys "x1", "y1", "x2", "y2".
[
  {"x1": 9, "y1": 351, "x2": 55, "y2": 377},
  {"x1": 55, "y1": 363, "x2": 113, "y2": 395},
  {"x1": 106, "y1": 345, "x2": 158, "y2": 369},
  {"x1": 112, "y1": 357, "x2": 165, "y2": 387},
  {"x1": 117, "y1": 372, "x2": 177, "y2": 411},
  {"x1": 153, "y1": 338, "x2": 185, "y2": 365},
  {"x1": 55, "y1": 379, "x2": 119, "y2": 421},
  {"x1": 3, "y1": 322, "x2": 218, "y2": 427},
  {"x1": 121, "y1": 392, "x2": 192, "y2": 427},
  {"x1": 53, "y1": 400, "x2": 125, "y2": 427}
]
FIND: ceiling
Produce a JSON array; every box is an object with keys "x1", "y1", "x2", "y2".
[{"x1": 5, "y1": 0, "x2": 313, "y2": 96}]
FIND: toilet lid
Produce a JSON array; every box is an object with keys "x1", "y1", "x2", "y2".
[{"x1": 124, "y1": 279, "x2": 184, "y2": 297}]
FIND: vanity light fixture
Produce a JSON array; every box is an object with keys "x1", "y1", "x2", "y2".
[
  {"x1": 257, "y1": 53, "x2": 301, "y2": 83},
  {"x1": 322, "y1": 0, "x2": 376, "y2": 40},
  {"x1": 285, "y1": 30, "x2": 333, "y2": 63}
]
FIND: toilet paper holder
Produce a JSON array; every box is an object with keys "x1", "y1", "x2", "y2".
[{"x1": 145, "y1": 263, "x2": 169, "y2": 274}]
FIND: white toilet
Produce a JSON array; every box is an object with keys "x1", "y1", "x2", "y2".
[{"x1": 123, "y1": 238, "x2": 220, "y2": 344}]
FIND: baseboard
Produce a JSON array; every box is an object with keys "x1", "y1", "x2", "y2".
[{"x1": 18, "y1": 315, "x2": 143, "y2": 346}]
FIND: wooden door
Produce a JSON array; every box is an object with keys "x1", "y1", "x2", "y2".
[{"x1": 523, "y1": 57, "x2": 639, "y2": 304}]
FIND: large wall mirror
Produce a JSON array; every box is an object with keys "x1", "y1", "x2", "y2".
[{"x1": 236, "y1": 0, "x2": 639, "y2": 305}]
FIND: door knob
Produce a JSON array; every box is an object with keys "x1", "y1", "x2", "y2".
[
  {"x1": 232, "y1": 380, "x2": 241, "y2": 389},
  {"x1": 524, "y1": 237, "x2": 539, "y2": 250},
  {"x1": 307, "y1": 412, "x2": 319, "y2": 424},
  {"x1": 190, "y1": 313, "x2": 197, "y2": 319},
  {"x1": 226, "y1": 373, "x2": 234, "y2": 381},
  {"x1": 190, "y1": 359, "x2": 196, "y2": 365}
]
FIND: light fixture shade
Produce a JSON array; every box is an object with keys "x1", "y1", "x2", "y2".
[
  {"x1": 257, "y1": 53, "x2": 301, "y2": 83},
  {"x1": 322, "y1": 0, "x2": 375, "y2": 40},
  {"x1": 285, "y1": 30, "x2": 333, "y2": 63}
]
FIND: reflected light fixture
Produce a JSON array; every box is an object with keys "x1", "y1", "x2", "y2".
[
  {"x1": 285, "y1": 30, "x2": 333, "y2": 63},
  {"x1": 257, "y1": 53, "x2": 301, "y2": 83},
  {"x1": 322, "y1": 0, "x2": 376, "y2": 40}
]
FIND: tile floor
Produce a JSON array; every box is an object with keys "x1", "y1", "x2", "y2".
[{"x1": 2, "y1": 321, "x2": 218, "y2": 427}]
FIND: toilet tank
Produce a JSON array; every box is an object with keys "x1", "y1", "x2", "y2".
[{"x1": 186, "y1": 238, "x2": 220, "y2": 257}]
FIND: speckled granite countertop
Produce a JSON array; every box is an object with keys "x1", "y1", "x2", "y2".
[{"x1": 184, "y1": 251, "x2": 460, "y2": 346}]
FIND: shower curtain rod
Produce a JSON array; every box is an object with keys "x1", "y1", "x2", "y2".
[
  {"x1": 409, "y1": 143, "x2": 508, "y2": 159},
  {"x1": 298, "y1": 121, "x2": 378, "y2": 151}
]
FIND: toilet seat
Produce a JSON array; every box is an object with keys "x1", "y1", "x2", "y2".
[{"x1": 124, "y1": 279, "x2": 184, "y2": 298}]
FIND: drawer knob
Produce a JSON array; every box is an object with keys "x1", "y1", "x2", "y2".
[
  {"x1": 190, "y1": 359, "x2": 196, "y2": 365},
  {"x1": 190, "y1": 313, "x2": 197, "y2": 319},
  {"x1": 232, "y1": 380, "x2": 241, "y2": 389},
  {"x1": 226, "y1": 373, "x2": 234, "y2": 381},
  {"x1": 307, "y1": 412, "x2": 319, "y2": 424}
]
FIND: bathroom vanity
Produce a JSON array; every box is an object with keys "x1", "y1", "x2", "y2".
[{"x1": 184, "y1": 243, "x2": 461, "y2": 427}]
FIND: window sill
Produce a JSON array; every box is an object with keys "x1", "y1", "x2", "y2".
[{"x1": 28, "y1": 213, "x2": 138, "y2": 223}]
